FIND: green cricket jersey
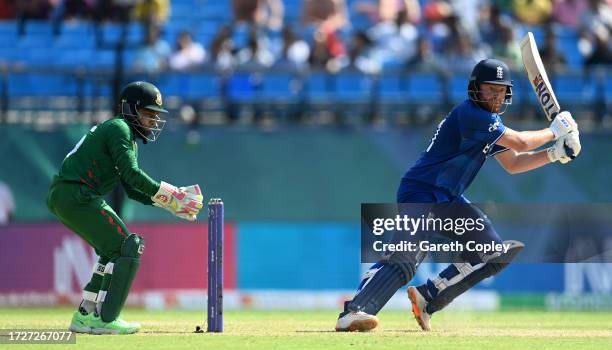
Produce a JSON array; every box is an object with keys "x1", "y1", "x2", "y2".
[{"x1": 56, "y1": 117, "x2": 159, "y2": 204}]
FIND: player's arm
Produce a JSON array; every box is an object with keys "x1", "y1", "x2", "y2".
[
  {"x1": 495, "y1": 148, "x2": 550, "y2": 174},
  {"x1": 496, "y1": 111, "x2": 578, "y2": 152},
  {"x1": 106, "y1": 122, "x2": 160, "y2": 197},
  {"x1": 106, "y1": 121, "x2": 202, "y2": 220},
  {"x1": 496, "y1": 127, "x2": 554, "y2": 152},
  {"x1": 121, "y1": 180, "x2": 154, "y2": 205},
  {"x1": 496, "y1": 131, "x2": 581, "y2": 174}
]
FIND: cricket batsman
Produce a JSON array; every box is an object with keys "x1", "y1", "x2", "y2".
[
  {"x1": 336, "y1": 59, "x2": 582, "y2": 332},
  {"x1": 47, "y1": 81, "x2": 203, "y2": 335}
]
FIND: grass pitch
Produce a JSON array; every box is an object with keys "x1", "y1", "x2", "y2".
[{"x1": 1, "y1": 308, "x2": 611, "y2": 349}]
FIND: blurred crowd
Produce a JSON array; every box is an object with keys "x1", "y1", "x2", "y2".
[{"x1": 0, "y1": 0, "x2": 610, "y2": 73}]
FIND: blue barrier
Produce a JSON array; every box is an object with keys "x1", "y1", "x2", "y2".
[{"x1": 235, "y1": 222, "x2": 609, "y2": 293}]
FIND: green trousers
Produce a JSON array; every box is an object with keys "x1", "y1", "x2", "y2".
[{"x1": 47, "y1": 177, "x2": 131, "y2": 295}]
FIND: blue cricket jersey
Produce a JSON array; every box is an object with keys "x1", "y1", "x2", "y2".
[{"x1": 398, "y1": 99, "x2": 508, "y2": 201}]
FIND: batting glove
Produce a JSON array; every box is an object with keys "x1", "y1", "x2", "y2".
[
  {"x1": 547, "y1": 134, "x2": 576, "y2": 164},
  {"x1": 550, "y1": 111, "x2": 577, "y2": 140},
  {"x1": 562, "y1": 130, "x2": 581, "y2": 160}
]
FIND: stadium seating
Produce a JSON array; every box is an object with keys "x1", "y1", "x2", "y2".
[{"x1": 0, "y1": 0, "x2": 609, "y2": 123}]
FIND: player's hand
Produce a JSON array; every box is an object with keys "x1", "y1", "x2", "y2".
[
  {"x1": 175, "y1": 184, "x2": 204, "y2": 221},
  {"x1": 154, "y1": 202, "x2": 201, "y2": 221},
  {"x1": 562, "y1": 130, "x2": 581, "y2": 160},
  {"x1": 549, "y1": 111, "x2": 577, "y2": 140},
  {"x1": 152, "y1": 182, "x2": 203, "y2": 220},
  {"x1": 547, "y1": 135, "x2": 574, "y2": 164}
]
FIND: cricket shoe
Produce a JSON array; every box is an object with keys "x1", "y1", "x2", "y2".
[
  {"x1": 335, "y1": 311, "x2": 379, "y2": 332},
  {"x1": 86, "y1": 313, "x2": 141, "y2": 335},
  {"x1": 407, "y1": 286, "x2": 431, "y2": 331},
  {"x1": 69, "y1": 310, "x2": 92, "y2": 334}
]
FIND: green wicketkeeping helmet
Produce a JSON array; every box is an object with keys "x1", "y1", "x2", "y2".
[
  {"x1": 120, "y1": 81, "x2": 168, "y2": 113},
  {"x1": 119, "y1": 81, "x2": 168, "y2": 142}
]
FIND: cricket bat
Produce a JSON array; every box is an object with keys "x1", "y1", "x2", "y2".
[
  {"x1": 520, "y1": 32, "x2": 574, "y2": 158},
  {"x1": 520, "y1": 32, "x2": 561, "y2": 121}
]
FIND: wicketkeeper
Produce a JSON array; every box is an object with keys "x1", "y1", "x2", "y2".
[
  {"x1": 336, "y1": 59, "x2": 582, "y2": 332},
  {"x1": 47, "y1": 81, "x2": 203, "y2": 335}
]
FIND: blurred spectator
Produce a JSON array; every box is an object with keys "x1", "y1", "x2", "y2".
[
  {"x1": 353, "y1": 0, "x2": 421, "y2": 25},
  {"x1": 0, "y1": 180, "x2": 15, "y2": 225},
  {"x1": 579, "y1": 0, "x2": 612, "y2": 32},
  {"x1": 581, "y1": 28, "x2": 612, "y2": 66},
  {"x1": 491, "y1": 26, "x2": 522, "y2": 70},
  {"x1": 169, "y1": 31, "x2": 206, "y2": 71},
  {"x1": 0, "y1": 0, "x2": 14, "y2": 19},
  {"x1": 445, "y1": 32, "x2": 487, "y2": 71},
  {"x1": 513, "y1": 0, "x2": 553, "y2": 25},
  {"x1": 16, "y1": 0, "x2": 53, "y2": 34},
  {"x1": 133, "y1": 0, "x2": 169, "y2": 28},
  {"x1": 60, "y1": 0, "x2": 95, "y2": 20},
  {"x1": 406, "y1": 36, "x2": 443, "y2": 71},
  {"x1": 450, "y1": 0, "x2": 483, "y2": 41},
  {"x1": 553, "y1": 0, "x2": 588, "y2": 28},
  {"x1": 494, "y1": 0, "x2": 515, "y2": 13},
  {"x1": 210, "y1": 25, "x2": 236, "y2": 70},
  {"x1": 232, "y1": 0, "x2": 284, "y2": 31},
  {"x1": 280, "y1": 26, "x2": 311, "y2": 67},
  {"x1": 303, "y1": 0, "x2": 349, "y2": 72},
  {"x1": 540, "y1": 25, "x2": 568, "y2": 72},
  {"x1": 302, "y1": 0, "x2": 349, "y2": 32},
  {"x1": 367, "y1": 8, "x2": 419, "y2": 70},
  {"x1": 348, "y1": 30, "x2": 378, "y2": 73},
  {"x1": 93, "y1": 0, "x2": 136, "y2": 23},
  {"x1": 16, "y1": 0, "x2": 52, "y2": 19},
  {"x1": 578, "y1": 0, "x2": 612, "y2": 66},
  {"x1": 309, "y1": 26, "x2": 348, "y2": 72},
  {"x1": 133, "y1": 25, "x2": 171, "y2": 72},
  {"x1": 479, "y1": 3, "x2": 515, "y2": 56},
  {"x1": 236, "y1": 26, "x2": 275, "y2": 67},
  {"x1": 422, "y1": 0, "x2": 455, "y2": 54}
]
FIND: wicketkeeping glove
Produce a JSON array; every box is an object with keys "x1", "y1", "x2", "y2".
[
  {"x1": 175, "y1": 184, "x2": 204, "y2": 221},
  {"x1": 152, "y1": 182, "x2": 203, "y2": 221}
]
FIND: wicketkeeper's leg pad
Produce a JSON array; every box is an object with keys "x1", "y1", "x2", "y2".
[{"x1": 96, "y1": 234, "x2": 145, "y2": 322}]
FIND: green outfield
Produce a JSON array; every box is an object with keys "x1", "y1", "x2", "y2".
[{"x1": 1, "y1": 308, "x2": 611, "y2": 349}]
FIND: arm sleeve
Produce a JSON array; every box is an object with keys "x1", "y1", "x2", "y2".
[
  {"x1": 106, "y1": 121, "x2": 160, "y2": 198},
  {"x1": 488, "y1": 144, "x2": 509, "y2": 157},
  {"x1": 122, "y1": 180, "x2": 154, "y2": 205},
  {"x1": 459, "y1": 108, "x2": 507, "y2": 145}
]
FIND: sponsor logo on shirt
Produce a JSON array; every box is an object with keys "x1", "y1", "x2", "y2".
[
  {"x1": 488, "y1": 120, "x2": 501, "y2": 132},
  {"x1": 483, "y1": 143, "x2": 492, "y2": 154}
]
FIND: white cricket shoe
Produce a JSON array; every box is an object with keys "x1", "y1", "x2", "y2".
[
  {"x1": 335, "y1": 311, "x2": 379, "y2": 332},
  {"x1": 408, "y1": 286, "x2": 432, "y2": 331}
]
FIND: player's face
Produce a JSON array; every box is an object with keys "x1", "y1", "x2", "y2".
[
  {"x1": 479, "y1": 84, "x2": 507, "y2": 113},
  {"x1": 137, "y1": 108, "x2": 161, "y2": 131}
]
